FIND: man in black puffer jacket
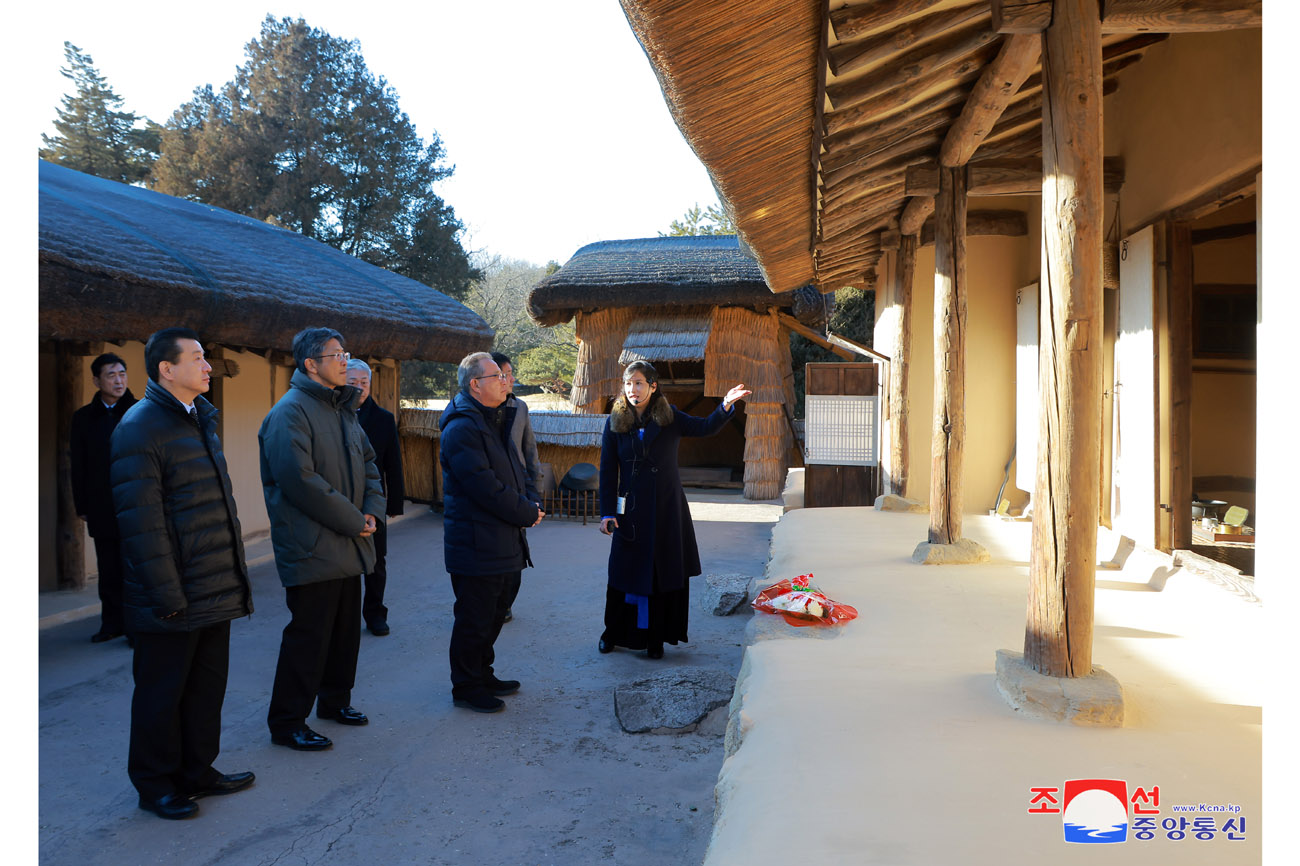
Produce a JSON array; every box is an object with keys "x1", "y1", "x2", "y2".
[
  {"x1": 440, "y1": 352, "x2": 544, "y2": 713},
  {"x1": 110, "y1": 328, "x2": 254, "y2": 821}
]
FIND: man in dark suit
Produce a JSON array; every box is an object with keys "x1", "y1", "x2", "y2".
[
  {"x1": 439, "y1": 352, "x2": 544, "y2": 713},
  {"x1": 111, "y1": 328, "x2": 254, "y2": 819},
  {"x1": 71, "y1": 352, "x2": 137, "y2": 643},
  {"x1": 346, "y1": 359, "x2": 405, "y2": 636}
]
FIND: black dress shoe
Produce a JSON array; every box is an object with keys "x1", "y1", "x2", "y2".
[
  {"x1": 452, "y1": 691, "x2": 505, "y2": 713},
  {"x1": 367, "y1": 621, "x2": 390, "y2": 636},
  {"x1": 138, "y1": 793, "x2": 198, "y2": 820},
  {"x1": 91, "y1": 630, "x2": 122, "y2": 643},
  {"x1": 186, "y1": 771, "x2": 255, "y2": 799},
  {"x1": 487, "y1": 677, "x2": 520, "y2": 696},
  {"x1": 598, "y1": 632, "x2": 614, "y2": 654},
  {"x1": 502, "y1": 609, "x2": 513, "y2": 623},
  {"x1": 647, "y1": 643, "x2": 664, "y2": 660},
  {"x1": 271, "y1": 727, "x2": 333, "y2": 751},
  {"x1": 317, "y1": 706, "x2": 368, "y2": 726}
]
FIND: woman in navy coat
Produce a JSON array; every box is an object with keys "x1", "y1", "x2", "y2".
[{"x1": 598, "y1": 361, "x2": 750, "y2": 658}]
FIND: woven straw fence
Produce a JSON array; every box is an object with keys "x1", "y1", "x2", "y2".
[
  {"x1": 704, "y1": 307, "x2": 785, "y2": 404},
  {"x1": 572, "y1": 308, "x2": 634, "y2": 413},
  {"x1": 399, "y1": 407, "x2": 442, "y2": 502},
  {"x1": 743, "y1": 402, "x2": 790, "y2": 499}
]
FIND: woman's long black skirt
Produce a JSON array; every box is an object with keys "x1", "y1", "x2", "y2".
[{"x1": 601, "y1": 583, "x2": 689, "y2": 650}]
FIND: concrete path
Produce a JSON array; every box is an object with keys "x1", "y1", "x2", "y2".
[{"x1": 37, "y1": 493, "x2": 782, "y2": 865}]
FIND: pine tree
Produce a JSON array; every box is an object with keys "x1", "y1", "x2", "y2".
[
  {"x1": 40, "y1": 42, "x2": 157, "y2": 184},
  {"x1": 152, "y1": 16, "x2": 475, "y2": 299}
]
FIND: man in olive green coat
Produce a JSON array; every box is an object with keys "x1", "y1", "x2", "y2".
[{"x1": 259, "y1": 327, "x2": 386, "y2": 752}]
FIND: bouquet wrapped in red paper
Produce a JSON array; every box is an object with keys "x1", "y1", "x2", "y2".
[{"x1": 751, "y1": 573, "x2": 858, "y2": 627}]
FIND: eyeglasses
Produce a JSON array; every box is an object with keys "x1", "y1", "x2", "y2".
[
  {"x1": 313, "y1": 351, "x2": 351, "y2": 363},
  {"x1": 474, "y1": 373, "x2": 508, "y2": 382}
]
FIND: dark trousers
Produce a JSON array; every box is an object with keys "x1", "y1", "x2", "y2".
[
  {"x1": 362, "y1": 520, "x2": 388, "y2": 627},
  {"x1": 93, "y1": 534, "x2": 125, "y2": 635},
  {"x1": 267, "y1": 576, "x2": 361, "y2": 735},
  {"x1": 128, "y1": 622, "x2": 230, "y2": 801},
  {"x1": 448, "y1": 571, "x2": 521, "y2": 696}
]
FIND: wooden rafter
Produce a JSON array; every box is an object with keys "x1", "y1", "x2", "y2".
[
  {"x1": 829, "y1": 3, "x2": 987, "y2": 78},
  {"x1": 995, "y1": 0, "x2": 1263, "y2": 34},
  {"x1": 830, "y1": 0, "x2": 954, "y2": 43}
]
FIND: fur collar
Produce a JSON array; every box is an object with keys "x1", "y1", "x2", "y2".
[{"x1": 610, "y1": 393, "x2": 674, "y2": 433}]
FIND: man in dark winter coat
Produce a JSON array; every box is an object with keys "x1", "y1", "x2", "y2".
[
  {"x1": 71, "y1": 351, "x2": 137, "y2": 643},
  {"x1": 439, "y1": 352, "x2": 544, "y2": 713},
  {"x1": 110, "y1": 328, "x2": 254, "y2": 820},
  {"x1": 345, "y1": 359, "x2": 405, "y2": 636},
  {"x1": 260, "y1": 328, "x2": 385, "y2": 752}
]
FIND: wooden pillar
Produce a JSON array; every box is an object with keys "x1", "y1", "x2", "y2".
[
  {"x1": 1024, "y1": 0, "x2": 1104, "y2": 678},
  {"x1": 889, "y1": 235, "x2": 917, "y2": 496},
  {"x1": 1167, "y1": 222, "x2": 1194, "y2": 551},
  {"x1": 928, "y1": 166, "x2": 967, "y2": 544},
  {"x1": 54, "y1": 342, "x2": 85, "y2": 590}
]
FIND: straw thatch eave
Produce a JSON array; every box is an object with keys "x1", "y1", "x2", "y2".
[
  {"x1": 620, "y1": 0, "x2": 1205, "y2": 299},
  {"x1": 619, "y1": 0, "x2": 821, "y2": 295},
  {"x1": 38, "y1": 161, "x2": 492, "y2": 362}
]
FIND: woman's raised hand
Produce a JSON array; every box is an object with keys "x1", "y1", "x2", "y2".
[{"x1": 722, "y1": 384, "x2": 752, "y2": 410}]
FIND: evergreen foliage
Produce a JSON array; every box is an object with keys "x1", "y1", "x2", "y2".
[
  {"x1": 661, "y1": 202, "x2": 736, "y2": 236},
  {"x1": 40, "y1": 42, "x2": 158, "y2": 184},
  {"x1": 151, "y1": 16, "x2": 476, "y2": 300},
  {"x1": 789, "y1": 286, "x2": 876, "y2": 417}
]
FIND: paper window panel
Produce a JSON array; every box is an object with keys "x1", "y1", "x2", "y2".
[{"x1": 804, "y1": 394, "x2": 878, "y2": 466}]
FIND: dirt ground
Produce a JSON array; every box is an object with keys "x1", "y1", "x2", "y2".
[{"x1": 37, "y1": 491, "x2": 782, "y2": 865}]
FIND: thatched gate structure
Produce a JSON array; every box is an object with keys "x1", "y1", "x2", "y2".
[{"x1": 529, "y1": 235, "x2": 825, "y2": 500}]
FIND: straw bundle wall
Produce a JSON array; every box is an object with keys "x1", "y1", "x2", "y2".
[
  {"x1": 399, "y1": 407, "x2": 442, "y2": 440},
  {"x1": 705, "y1": 306, "x2": 785, "y2": 404},
  {"x1": 742, "y1": 401, "x2": 790, "y2": 500},
  {"x1": 572, "y1": 308, "x2": 634, "y2": 413},
  {"x1": 401, "y1": 435, "x2": 440, "y2": 503}
]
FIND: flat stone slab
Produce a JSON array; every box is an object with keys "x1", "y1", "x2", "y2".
[
  {"x1": 697, "y1": 572, "x2": 752, "y2": 616},
  {"x1": 614, "y1": 666, "x2": 737, "y2": 734},
  {"x1": 875, "y1": 493, "x2": 927, "y2": 512},
  {"x1": 912, "y1": 537, "x2": 990, "y2": 564},
  {"x1": 994, "y1": 649, "x2": 1125, "y2": 727}
]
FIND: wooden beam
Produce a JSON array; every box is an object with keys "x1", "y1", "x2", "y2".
[
  {"x1": 1167, "y1": 221, "x2": 1194, "y2": 551},
  {"x1": 992, "y1": 0, "x2": 1053, "y2": 33},
  {"x1": 776, "y1": 312, "x2": 856, "y2": 360},
  {"x1": 830, "y1": 4, "x2": 988, "y2": 78},
  {"x1": 928, "y1": 164, "x2": 968, "y2": 545},
  {"x1": 1015, "y1": 34, "x2": 1168, "y2": 93},
  {"x1": 825, "y1": 87, "x2": 968, "y2": 149},
  {"x1": 824, "y1": 53, "x2": 991, "y2": 138},
  {"x1": 920, "y1": 209, "x2": 1029, "y2": 244},
  {"x1": 823, "y1": 134, "x2": 941, "y2": 188},
  {"x1": 1102, "y1": 0, "x2": 1261, "y2": 32},
  {"x1": 890, "y1": 235, "x2": 917, "y2": 496},
  {"x1": 900, "y1": 197, "x2": 936, "y2": 236},
  {"x1": 820, "y1": 108, "x2": 958, "y2": 175},
  {"x1": 1025, "y1": 0, "x2": 1104, "y2": 679},
  {"x1": 830, "y1": 0, "x2": 953, "y2": 43},
  {"x1": 55, "y1": 342, "x2": 86, "y2": 591},
  {"x1": 940, "y1": 33, "x2": 1041, "y2": 167},
  {"x1": 1190, "y1": 221, "x2": 1255, "y2": 244},
  {"x1": 1162, "y1": 165, "x2": 1260, "y2": 224},
  {"x1": 906, "y1": 156, "x2": 1126, "y2": 196},
  {"x1": 827, "y1": 21, "x2": 1000, "y2": 112}
]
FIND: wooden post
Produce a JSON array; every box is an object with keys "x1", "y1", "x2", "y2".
[
  {"x1": 54, "y1": 342, "x2": 85, "y2": 590},
  {"x1": 1167, "y1": 222, "x2": 1194, "y2": 551},
  {"x1": 1024, "y1": 0, "x2": 1104, "y2": 679},
  {"x1": 890, "y1": 235, "x2": 916, "y2": 496},
  {"x1": 928, "y1": 166, "x2": 967, "y2": 544}
]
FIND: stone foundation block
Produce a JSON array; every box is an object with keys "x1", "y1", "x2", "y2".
[{"x1": 994, "y1": 649, "x2": 1124, "y2": 727}]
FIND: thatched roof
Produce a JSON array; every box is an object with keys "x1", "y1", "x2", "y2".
[
  {"x1": 38, "y1": 160, "x2": 492, "y2": 362},
  {"x1": 527, "y1": 235, "x2": 799, "y2": 328},
  {"x1": 618, "y1": 0, "x2": 1195, "y2": 294},
  {"x1": 530, "y1": 411, "x2": 608, "y2": 448}
]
